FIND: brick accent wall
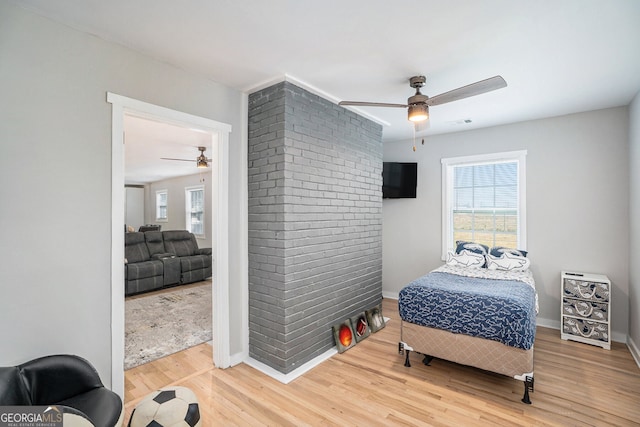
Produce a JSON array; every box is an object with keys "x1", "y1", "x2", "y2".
[{"x1": 248, "y1": 81, "x2": 383, "y2": 374}]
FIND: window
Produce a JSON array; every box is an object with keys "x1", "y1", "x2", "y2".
[
  {"x1": 185, "y1": 186, "x2": 205, "y2": 237},
  {"x1": 155, "y1": 190, "x2": 168, "y2": 222},
  {"x1": 442, "y1": 151, "x2": 526, "y2": 258}
]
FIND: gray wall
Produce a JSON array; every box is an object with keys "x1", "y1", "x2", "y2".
[
  {"x1": 383, "y1": 107, "x2": 630, "y2": 340},
  {"x1": 629, "y1": 91, "x2": 640, "y2": 356},
  {"x1": 145, "y1": 172, "x2": 214, "y2": 249},
  {"x1": 0, "y1": 2, "x2": 246, "y2": 385},
  {"x1": 248, "y1": 82, "x2": 383, "y2": 373}
]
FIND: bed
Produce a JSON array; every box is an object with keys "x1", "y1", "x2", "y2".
[{"x1": 398, "y1": 258, "x2": 538, "y2": 404}]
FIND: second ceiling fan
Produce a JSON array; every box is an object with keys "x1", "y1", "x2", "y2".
[
  {"x1": 339, "y1": 75, "x2": 507, "y2": 124},
  {"x1": 161, "y1": 146, "x2": 212, "y2": 169}
]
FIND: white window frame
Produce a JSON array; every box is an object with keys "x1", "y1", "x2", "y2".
[
  {"x1": 155, "y1": 189, "x2": 168, "y2": 222},
  {"x1": 441, "y1": 150, "x2": 527, "y2": 259},
  {"x1": 185, "y1": 185, "x2": 205, "y2": 238}
]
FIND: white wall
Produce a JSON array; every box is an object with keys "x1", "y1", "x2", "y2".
[
  {"x1": 125, "y1": 186, "x2": 145, "y2": 231},
  {"x1": 145, "y1": 172, "x2": 214, "y2": 249},
  {"x1": 383, "y1": 107, "x2": 630, "y2": 340},
  {"x1": 0, "y1": 1, "x2": 246, "y2": 385},
  {"x1": 629, "y1": 91, "x2": 640, "y2": 358}
]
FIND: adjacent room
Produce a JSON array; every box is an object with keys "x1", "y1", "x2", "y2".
[
  {"x1": 123, "y1": 114, "x2": 215, "y2": 370},
  {"x1": 1, "y1": 1, "x2": 639, "y2": 426}
]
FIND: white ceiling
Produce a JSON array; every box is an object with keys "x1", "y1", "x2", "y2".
[
  {"x1": 15, "y1": 0, "x2": 640, "y2": 182},
  {"x1": 124, "y1": 115, "x2": 213, "y2": 184}
]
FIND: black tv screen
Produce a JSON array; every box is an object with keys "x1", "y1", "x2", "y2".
[{"x1": 382, "y1": 162, "x2": 417, "y2": 199}]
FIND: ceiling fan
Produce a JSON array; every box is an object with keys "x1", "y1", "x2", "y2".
[
  {"x1": 338, "y1": 75, "x2": 507, "y2": 123},
  {"x1": 161, "y1": 146, "x2": 212, "y2": 168}
]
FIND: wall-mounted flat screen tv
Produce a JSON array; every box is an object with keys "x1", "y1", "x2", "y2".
[{"x1": 382, "y1": 162, "x2": 417, "y2": 199}]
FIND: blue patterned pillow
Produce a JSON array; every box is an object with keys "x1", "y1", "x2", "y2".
[
  {"x1": 489, "y1": 246, "x2": 528, "y2": 258},
  {"x1": 455, "y1": 241, "x2": 489, "y2": 255}
]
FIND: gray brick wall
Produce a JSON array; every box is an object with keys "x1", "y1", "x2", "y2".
[{"x1": 248, "y1": 81, "x2": 383, "y2": 374}]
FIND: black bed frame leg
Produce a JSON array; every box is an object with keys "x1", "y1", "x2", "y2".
[
  {"x1": 422, "y1": 355, "x2": 434, "y2": 366},
  {"x1": 404, "y1": 350, "x2": 411, "y2": 367},
  {"x1": 521, "y1": 376, "x2": 534, "y2": 404}
]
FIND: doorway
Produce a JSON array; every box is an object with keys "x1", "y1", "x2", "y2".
[
  {"x1": 108, "y1": 93, "x2": 232, "y2": 398},
  {"x1": 123, "y1": 114, "x2": 213, "y2": 370}
]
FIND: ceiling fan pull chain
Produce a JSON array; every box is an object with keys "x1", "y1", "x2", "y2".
[{"x1": 412, "y1": 125, "x2": 417, "y2": 152}]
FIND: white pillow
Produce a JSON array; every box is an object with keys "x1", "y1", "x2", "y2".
[
  {"x1": 446, "y1": 249, "x2": 485, "y2": 268},
  {"x1": 486, "y1": 252, "x2": 530, "y2": 271}
]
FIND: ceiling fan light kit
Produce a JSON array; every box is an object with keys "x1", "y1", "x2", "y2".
[
  {"x1": 196, "y1": 146, "x2": 209, "y2": 168},
  {"x1": 407, "y1": 76, "x2": 429, "y2": 122},
  {"x1": 408, "y1": 104, "x2": 429, "y2": 122}
]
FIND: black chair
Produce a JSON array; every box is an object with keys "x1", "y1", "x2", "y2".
[{"x1": 0, "y1": 354, "x2": 123, "y2": 427}]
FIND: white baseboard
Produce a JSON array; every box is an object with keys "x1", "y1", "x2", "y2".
[
  {"x1": 244, "y1": 347, "x2": 338, "y2": 384},
  {"x1": 229, "y1": 350, "x2": 246, "y2": 367},
  {"x1": 536, "y1": 317, "x2": 560, "y2": 330},
  {"x1": 382, "y1": 291, "x2": 399, "y2": 300},
  {"x1": 612, "y1": 331, "x2": 628, "y2": 344},
  {"x1": 239, "y1": 316, "x2": 392, "y2": 384},
  {"x1": 627, "y1": 336, "x2": 640, "y2": 369}
]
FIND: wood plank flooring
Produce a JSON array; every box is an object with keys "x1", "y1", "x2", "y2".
[{"x1": 124, "y1": 299, "x2": 640, "y2": 426}]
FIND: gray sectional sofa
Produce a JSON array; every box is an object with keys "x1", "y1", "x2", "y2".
[{"x1": 124, "y1": 230, "x2": 212, "y2": 296}]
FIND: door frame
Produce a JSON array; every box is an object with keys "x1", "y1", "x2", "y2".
[{"x1": 108, "y1": 92, "x2": 231, "y2": 397}]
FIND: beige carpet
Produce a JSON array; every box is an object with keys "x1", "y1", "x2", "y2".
[{"x1": 124, "y1": 281, "x2": 212, "y2": 370}]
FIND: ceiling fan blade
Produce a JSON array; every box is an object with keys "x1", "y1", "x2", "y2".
[
  {"x1": 339, "y1": 101, "x2": 408, "y2": 108},
  {"x1": 427, "y1": 76, "x2": 507, "y2": 106},
  {"x1": 160, "y1": 157, "x2": 194, "y2": 162}
]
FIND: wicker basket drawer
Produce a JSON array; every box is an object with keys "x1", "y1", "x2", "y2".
[
  {"x1": 562, "y1": 298, "x2": 608, "y2": 321},
  {"x1": 562, "y1": 317, "x2": 609, "y2": 342},
  {"x1": 563, "y1": 279, "x2": 609, "y2": 302}
]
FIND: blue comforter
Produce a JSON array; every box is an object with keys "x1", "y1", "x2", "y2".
[{"x1": 398, "y1": 271, "x2": 537, "y2": 350}]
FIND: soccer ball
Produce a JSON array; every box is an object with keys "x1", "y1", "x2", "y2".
[{"x1": 129, "y1": 386, "x2": 201, "y2": 427}]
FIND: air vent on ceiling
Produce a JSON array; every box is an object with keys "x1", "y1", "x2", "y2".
[{"x1": 447, "y1": 119, "x2": 473, "y2": 126}]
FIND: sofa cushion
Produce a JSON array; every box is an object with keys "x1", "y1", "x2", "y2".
[
  {"x1": 163, "y1": 230, "x2": 197, "y2": 257},
  {"x1": 126, "y1": 260, "x2": 163, "y2": 280},
  {"x1": 144, "y1": 231, "x2": 166, "y2": 256},
  {"x1": 125, "y1": 232, "x2": 151, "y2": 263},
  {"x1": 179, "y1": 255, "x2": 210, "y2": 272},
  {"x1": 126, "y1": 276, "x2": 164, "y2": 296}
]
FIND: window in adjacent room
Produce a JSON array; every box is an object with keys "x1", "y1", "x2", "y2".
[
  {"x1": 441, "y1": 150, "x2": 526, "y2": 258},
  {"x1": 185, "y1": 185, "x2": 205, "y2": 237},
  {"x1": 155, "y1": 190, "x2": 168, "y2": 222}
]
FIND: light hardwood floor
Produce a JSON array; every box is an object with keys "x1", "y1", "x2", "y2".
[{"x1": 124, "y1": 299, "x2": 640, "y2": 426}]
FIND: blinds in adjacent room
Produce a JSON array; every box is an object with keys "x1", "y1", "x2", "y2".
[{"x1": 186, "y1": 186, "x2": 205, "y2": 237}]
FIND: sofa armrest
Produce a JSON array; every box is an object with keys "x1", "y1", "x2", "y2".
[
  {"x1": 196, "y1": 247, "x2": 212, "y2": 256},
  {"x1": 151, "y1": 253, "x2": 176, "y2": 260}
]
